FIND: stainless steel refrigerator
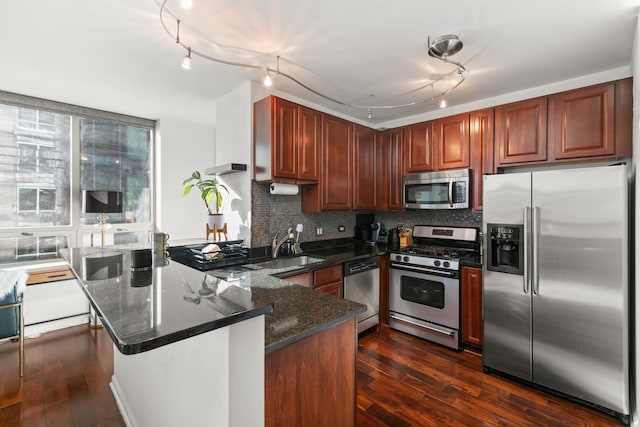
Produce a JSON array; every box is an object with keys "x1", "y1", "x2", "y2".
[{"x1": 482, "y1": 164, "x2": 629, "y2": 422}]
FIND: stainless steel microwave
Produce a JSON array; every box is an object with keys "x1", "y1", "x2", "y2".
[{"x1": 403, "y1": 168, "x2": 469, "y2": 209}]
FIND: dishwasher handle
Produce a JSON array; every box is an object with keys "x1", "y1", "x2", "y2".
[{"x1": 344, "y1": 256, "x2": 380, "y2": 276}]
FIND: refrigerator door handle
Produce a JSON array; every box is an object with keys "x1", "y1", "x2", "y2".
[
  {"x1": 523, "y1": 207, "x2": 530, "y2": 294},
  {"x1": 448, "y1": 180, "x2": 453, "y2": 208},
  {"x1": 532, "y1": 206, "x2": 540, "y2": 295}
]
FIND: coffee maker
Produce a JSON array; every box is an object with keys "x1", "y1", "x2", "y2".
[{"x1": 355, "y1": 213, "x2": 381, "y2": 244}]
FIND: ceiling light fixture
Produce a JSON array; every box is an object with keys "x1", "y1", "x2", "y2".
[
  {"x1": 180, "y1": 0, "x2": 192, "y2": 9},
  {"x1": 439, "y1": 97, "x2": 447, "y2": 109},
  {"x1": 182, "y1": 47, "x2": 192, "y2": 69},
  {"x1": 159, "y1": 2, "x2": 471, "y2": 118},
  {"x1": 263, "y1": 68, "x2": 273, "y2": 87}
]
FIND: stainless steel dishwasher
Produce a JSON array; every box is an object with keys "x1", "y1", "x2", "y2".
[{"x1": 343, "y1": 256, "x2": 380, "y2": 333}]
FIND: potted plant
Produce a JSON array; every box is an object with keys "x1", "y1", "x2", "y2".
[{"x1": 182, "y1": 170, "x2": 228, "y2": 228}]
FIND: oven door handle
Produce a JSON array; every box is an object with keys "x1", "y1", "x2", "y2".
[
  {"x1": 390, "y1": 313, "x2": 455, "y2": 337},
  {"x1": 448, "y1": 180, "x2": 454, "y2": 208},
  {"x1": 390, "y1": 263, "x2": 456, "y2": 278}
]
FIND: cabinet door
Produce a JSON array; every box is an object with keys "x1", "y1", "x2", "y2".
[
  {"x1": 495, "y1": 97, "x2": 547, "y2": 165},
  {"x1": 282, "y1": 271, "x2": 312, "y2": 287},
  {"x1": 322, "y1": 115, "x2": 352, "y2": 210},
  {"x1": 376, "y1": 129, "x2": 403, "y2": 211},
  {"x1": 272, "y1": 97, "x2": 299, "y2": 179},
  {"x1": 352, "y1": 124, "x2": 377, "y2": 210},
  {"x1": 549, "y1": 82, "x2": 615, "y2": 160},
  {"x1": 403, "y1": 121, "x2": 434, "y2": 172},
  {"x1": 315, "y1": 281, "x2": 343, "y2": 298},
  {"x1": 461, "y1": 267, "x2": 483, "y2": 347},
  {"x1": 434, "y1": 113, "x2": 470, "y2": 170},
  {"x1": 298, "y1": 105, "x2": 321, "y2": 181},
  {"x1": 470, "y1": 109, "x2": 494, "y2": 212}
]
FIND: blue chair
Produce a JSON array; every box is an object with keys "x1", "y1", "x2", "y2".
[{"x1": 0, "y1": 271, "x2": 27, "y2": 377}]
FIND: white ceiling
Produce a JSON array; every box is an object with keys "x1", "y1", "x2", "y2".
[{"x1": 0, "y1": 0, "x2": 638, "y2": 127}]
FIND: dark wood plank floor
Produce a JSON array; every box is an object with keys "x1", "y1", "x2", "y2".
[{"x1": 0, "y1": 325, "x2": 626, "y2": 426}]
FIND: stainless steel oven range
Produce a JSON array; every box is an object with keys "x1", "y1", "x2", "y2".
[{"x1": 389, "y1": 225, "x2": 479, "y2": 350}]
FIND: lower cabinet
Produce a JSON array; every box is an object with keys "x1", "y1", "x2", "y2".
[
  {"x1": 265, "y1": 318, "x2": 357, "y2": 426},
  {"x1": 461, "y1": 266, "x2": 483, "y2": 348},
  {"x1": 281, "y1": 264, "x2": 344, "y2": 297},
  {"x1": 313, "y1": 264, "x2": 343, "y2": 297}
]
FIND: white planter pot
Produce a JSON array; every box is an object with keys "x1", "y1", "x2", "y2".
[{"x1": 207, "y1": 214, "x2": 225, "y2": 229}]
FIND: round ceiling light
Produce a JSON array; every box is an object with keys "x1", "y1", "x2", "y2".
[{"x1": 429, "y1": 34, "x2": 463, "y2": 58}]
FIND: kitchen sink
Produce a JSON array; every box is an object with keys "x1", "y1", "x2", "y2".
[{"x1": 257, "y1": 255, "x2": 325, "y2": 270}]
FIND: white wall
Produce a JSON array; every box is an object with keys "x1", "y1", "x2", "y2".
[{"x1": 156, "y1": 116, "x2": 217, "y2": 240}]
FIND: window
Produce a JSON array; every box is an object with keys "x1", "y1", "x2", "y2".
[{"x1": 0, "y1": 92, "x2": 155, "y2": 262}]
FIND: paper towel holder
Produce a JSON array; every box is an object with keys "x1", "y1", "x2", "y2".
[{"x1": 270, "y1": 182, "x2": 299, "y2": 195}]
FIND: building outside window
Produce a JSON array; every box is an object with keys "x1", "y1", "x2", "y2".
[{"x1": 0, "y1": 94, "x2": 155, "y2": 263}]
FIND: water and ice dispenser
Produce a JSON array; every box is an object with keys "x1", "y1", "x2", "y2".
[{"x1": 486, "y1": 224, "x2": 524, "y2": 275}]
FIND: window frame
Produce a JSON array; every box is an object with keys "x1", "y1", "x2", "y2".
[{"x1": 0, "y1": 91, "x2": 156, "y2": 262}]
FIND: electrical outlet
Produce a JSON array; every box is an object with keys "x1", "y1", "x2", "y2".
[
  {"x1": 338, "y1": 225, "x2": 345, "y2": 232},
  {"x1": 315, "y1": 227, "x2": 323, "y2": 236}
]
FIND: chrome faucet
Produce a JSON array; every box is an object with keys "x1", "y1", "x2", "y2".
[{"x1": 272, "y1": 230, "x2": 293, "y2": 258}]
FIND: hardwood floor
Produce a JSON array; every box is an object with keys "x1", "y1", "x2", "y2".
[
  {"x1": 0, "y1": 325, "x2": 626, "y2": 426},
  {"x1": 357, "y1": 327, "x2": 625, "y2": 426}
]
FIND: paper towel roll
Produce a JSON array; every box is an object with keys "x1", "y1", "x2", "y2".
[{"x1": 270, "y1": 183, "x2": 299, "y2": 195}]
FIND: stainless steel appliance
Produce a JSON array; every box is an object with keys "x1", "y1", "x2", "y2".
[
  {"x1": 344, "y1": 256, "x2": 380, "y2": 333},
  {"x1": 403, "y1": 168, "x2": 469, "y2": 209},
  {"x1": 389, "y1": 225, "x2": 479, "y2": 349},
  {"x1": 483, "y1": 164, "x2": 629, "y2": 423}
]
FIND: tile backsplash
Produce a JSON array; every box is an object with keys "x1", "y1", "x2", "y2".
[{"x1": 251, "y1": 181, "x2": 482, "y2": 247}]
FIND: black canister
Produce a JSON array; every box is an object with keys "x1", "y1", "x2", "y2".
[{"x1": 388, "y1": 228, "x2": 400, "y2": 248}]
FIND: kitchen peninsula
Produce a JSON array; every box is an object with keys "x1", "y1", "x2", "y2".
[{"x1": 61, "y1": 247, "x2": 366, "y2": 427}]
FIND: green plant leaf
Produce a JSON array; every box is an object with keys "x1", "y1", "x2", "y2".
[{"x1": 182, "y1": 184, "x2": 194, "y2": 197}]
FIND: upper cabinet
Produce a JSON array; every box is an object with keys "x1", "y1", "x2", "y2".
[
  {"x1": 434, "y1": 113, "x2": 470, "y2": 170},
  {"x1": 352, "y1": 124, "x2": 377, "y2": 210},
  {"x1": 495, "y1": 97, "x2": 548, "y2": 166},
  {"x1": 376, "y1": 129, "x2": 403, "y2": 211},
  {"x1": 403, "y1": 121, "x2": 434, "y2": 173},
  {"x1": 495, "y1": 78, "x2": 631, "y2": 169},
  {"x1": 254, "y1": 96, "x2": 320, "y2": 182},
  {"x1": 470, "y1": 108, "x2": 494, "y2": 212},
  {"x1": 548, "y1": 80, "x2": 632, "y2": 161}
]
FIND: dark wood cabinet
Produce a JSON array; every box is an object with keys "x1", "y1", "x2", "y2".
[
  {"x1": 321, "y1": 115, "x2": 353, "y2": 210},
  {"x1": 313, "y1": 264, "x2": 343, "y2": 298},
  {"x1": 461, "y1": 266, "x2": 483, "y2": 348},
  {"x1": 265, "y1": 319, "x2": 357, "y2": 427},
  {"x1": 549, "y1": 81, "x2": 615, "y2": 160},
  {"x1": 254, "y1": 96, "x2": 320, "y2": 182},
  {"x1": 379, "y1": 254, "x2": 390, "y2": 327},
  {"x1": 495, "y1": 97, "x2": 548, "y2": 166},
  {"x1": 403, "y1": 121, "x2": 434, "y2": 173},
  {"x1": 376, "y1": 129, "x2": 403, "y2": 211},
  {"x1": 298, "y1": 105, "x2": 322, "y2": 180},
  {"x1": 434, "y1": 113, "x2": 470, "y2": 170},
  {"x1": 281, "y1": 271, "x2": 312, "y2": 287},
  {"x1": 470, "y1": 109, "x2": 494, "y2": 212},
  {"x1": 352, "y1": 124, "x2": 377, "y2": 210}
]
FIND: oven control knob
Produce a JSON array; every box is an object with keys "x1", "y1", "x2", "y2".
[
  {"x1": 403, "y1": 256, "x2": 410, "y2": 262},
  {"x1": 434, "y1": 260, "x2": 441, "y2": 267},
  {"x1": 395, "y1": 255, "x2": 402, "y2": 261},
  {"x1": 443, "y1": 261, "x2": 450, "y2": 268}
]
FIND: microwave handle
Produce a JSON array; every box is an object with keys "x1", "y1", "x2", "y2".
[{"x1": 448, "y1": 180, "x2": 453, "y2": 208}]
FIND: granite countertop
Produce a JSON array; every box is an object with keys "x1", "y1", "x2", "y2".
[
  {"x1": 60, "y1": 244, "x2": 375, "y2": 356},
  {"x1": 61, "y1": 247, "x2": 274, "y2": 355}
]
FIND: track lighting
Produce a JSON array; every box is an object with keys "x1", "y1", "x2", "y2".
[
  {"x1": 182, "y1": 47, "x2": 192, "y2": 70},
  {"x1": 159, "y1": 1, "x2": 472, "y2": 119},
  {"x1": 263, "y1": 69, "x2": 273, "y2": 87}
]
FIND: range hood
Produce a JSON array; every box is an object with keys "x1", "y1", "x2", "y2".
[{"x1": 204, "y1": 163, "x2": 247, "y2": 176}]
